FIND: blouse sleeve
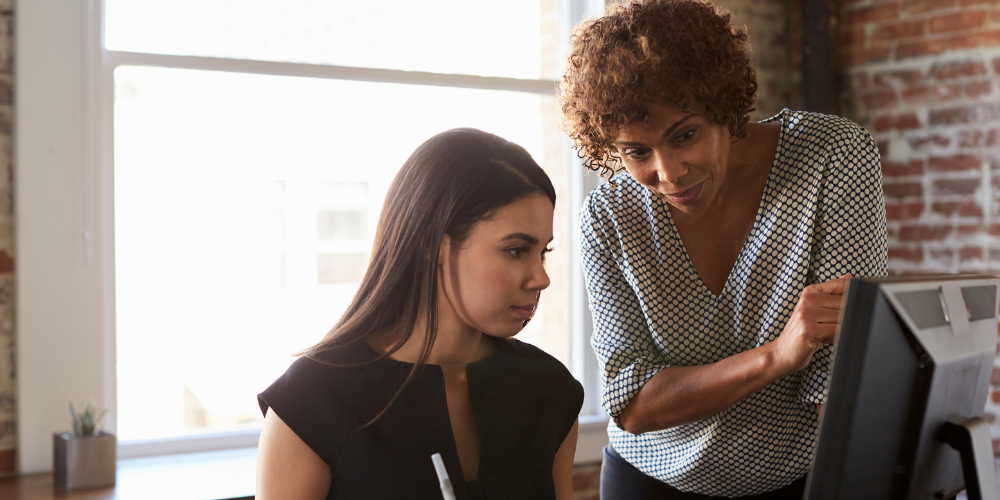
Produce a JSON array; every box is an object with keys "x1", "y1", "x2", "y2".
[
  {"x1": 800, "y1": 123, "x2": 889, "y2": 404},
  {"x1": 581, "y1": 191, "x2": 670, "y2": 429},
  {"x1": 258, "y1": 354, "x2": 355, "y2": 466}
]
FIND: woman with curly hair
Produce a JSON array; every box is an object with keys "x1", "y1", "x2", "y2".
[{"x1": 559, "y1": 0, "x2": 887, "y2": 498}]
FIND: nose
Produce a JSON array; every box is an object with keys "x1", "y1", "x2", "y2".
[
  {"x1": 652, "y1": 152, "x2": 688, "y2": 185},
  {"x1": 527, "y1": 258, "x2": 551, "y2": 292}
]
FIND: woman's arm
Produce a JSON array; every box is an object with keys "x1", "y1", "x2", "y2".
[
  {"x1": 552, "y1": 419, "x2": 579, "y2": 500},
  {"x1": 616, "y1": 278, "x2": 848, "y2": 434},
  {"x1": 256, "y1": 408, "x2": 332, "y2": 500}
]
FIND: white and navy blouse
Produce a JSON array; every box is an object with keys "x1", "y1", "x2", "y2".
[{"x1": 581, "y1": 109, "x2": 888, "y2": 496}]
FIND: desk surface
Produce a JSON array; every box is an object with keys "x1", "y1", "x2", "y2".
[{"x1": 0, "y1": 448, "x2": 256, "y2": 500}]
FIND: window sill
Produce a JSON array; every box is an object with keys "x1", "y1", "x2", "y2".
[{"x1": 0, "y1": 447, "x2": 256, "y2": 500}]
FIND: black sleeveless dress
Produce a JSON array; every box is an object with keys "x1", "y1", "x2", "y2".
[{"x1": 258, "y1": 338, "x2": 584, "y2": 500}]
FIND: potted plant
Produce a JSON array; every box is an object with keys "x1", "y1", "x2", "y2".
[{"x1": 53, "y1": 402, "x2": 115, "y2": 489}]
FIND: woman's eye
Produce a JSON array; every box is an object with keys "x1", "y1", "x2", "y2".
[
  {"x1": 507, "y1": 247, "x2": 527, "y2": 258},
  {"x1": 622, "y1": 148, "x2": 650, "y2": 160},
  {"x1": 675, "y1": 129, "x2": 696, "y2": 143},
  {"x1": 541, "y1": 247, "x2": 554, "y2": 262}
]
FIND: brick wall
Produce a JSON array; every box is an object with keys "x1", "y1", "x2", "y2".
[
  {"x1": 836, "y1": 0, "x2": 1000, "y2": 451},
  {"x1": 0, "y1": 0, "x2": 13, "y2": 477}
]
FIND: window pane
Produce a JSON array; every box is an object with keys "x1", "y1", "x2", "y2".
[
  {"x1": 317, "y1": 253, "x2": 368, "y2": 284},
  {"x1": 317, "y1": 211, "x2": 367, "y2": 241},
  {"x1": 106, "y1": 0, "x2": 563, "y2": 80},
  {"x1": 113, "y1": 66, "x2": 571, "y2": 441}
]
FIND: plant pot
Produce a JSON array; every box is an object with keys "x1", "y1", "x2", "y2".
[{"x1": 53, "y1": 431, "x2": 116, "y2": 489}]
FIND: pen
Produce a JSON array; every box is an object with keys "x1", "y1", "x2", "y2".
[{"x1": 430, "y1": 452, "x2": 457, "y2": 500}]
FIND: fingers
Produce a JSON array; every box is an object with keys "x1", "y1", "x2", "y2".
[{"x1": 809, "y1": 277, "x2": 850, "y2": 296}]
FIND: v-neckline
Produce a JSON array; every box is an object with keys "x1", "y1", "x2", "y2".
[
  {"x1": 362, "y1": 341, "x2": 506, "y2": 486},
  {"x1": 659, "y1": 109, "x2": 787, "y2": 300}
]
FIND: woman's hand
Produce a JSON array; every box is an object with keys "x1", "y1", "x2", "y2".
[
  {"x1": 772, "y1": 275, "x2": 851, "y2": 375},
  {"x1": 616, "y1": 275, "x2": 853, "y2": 434}
]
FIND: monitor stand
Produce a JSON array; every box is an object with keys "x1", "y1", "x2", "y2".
[{"x1": 940, "y1": 418, "x2": 1000, "y2": 500}]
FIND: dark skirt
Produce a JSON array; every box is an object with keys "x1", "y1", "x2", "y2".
[{"x1": 600, "y1": 445, "x2": 807, "y2": 500}]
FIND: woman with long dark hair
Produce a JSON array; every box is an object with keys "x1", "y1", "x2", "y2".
[{"x1": 255, "y1": 128, "x2": 583, "y2": 500}]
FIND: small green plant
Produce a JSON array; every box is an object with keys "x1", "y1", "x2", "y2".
[{"x1": 69, "y1": 402, "x2": 107, "y2": 437}]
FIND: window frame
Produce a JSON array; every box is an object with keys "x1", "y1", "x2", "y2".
[{"x1": 16, "y1": 0, "x2": 607, "y2": 472}]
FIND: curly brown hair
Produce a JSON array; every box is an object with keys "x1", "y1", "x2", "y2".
[{"x1": 558, "y1": 0, "x2": 758, "y2": 179}]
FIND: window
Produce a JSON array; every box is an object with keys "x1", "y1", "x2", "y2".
[{"x1": 17, "y1": 0, "x2": 607, "y2": 470}]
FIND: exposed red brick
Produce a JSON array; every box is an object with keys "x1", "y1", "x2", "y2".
[
  {"x1": 960, "y1": 129, "x2": 1000, "y2": 147},
  {"x1": 929, "y1": 10, "x2": 988, "y2": 34},
  {"x1": 872, "y1": 19, "x2": 926, "y2": 43},
  {"x1": 888, "y1": 247, "x2": 923, "y2": 262},
  {"x1": 862, "y1": 90, "x2": 899, "y2": 111},
  {"x1": 992, "y1": 367, "x2": 1000, "y2": 385},
  {"x1": 967, "y1": 224, "x2": 990, "y2": 236},
  {"x1": 899, "y1": 225, "x2": 952, "y2": 241},
  {"x1": 845, "y1": 46, "x2": 893, "y2": 66},
  {"x1": 929, "y1": 106, "x2": 976, "y2": 125},
  {"x1": 903, "y1": 0, "x2": 958, "y2": 14},
  {"x1": 931, "y1": 83, "x2": 963, "y2": 102},
  {"x1": 960, "y1": 129, "x2": 984, "y2": 148},
  {"x1": 929, "y1": 154, "x2": 981, "y2": 172},
  {"x1": 873, "y1": 115, "x2": 895, "y2": 132},
  {"x1": 848, "y1": 3, "x2": 901, "y2": 24},
  {"x1": 902, "y1": 86, "x2": 929, "y2": 104},
  {"x1": 951, "y1": 30, "x2": 1000, "y2": 51},
  {"x1": 886, "y1": 202, "x2": 925, "y2": 220},
  {"x1": 963, "y1": 0, "x2": 1000, "y2": 5},
  {"x1": 883, "y1": 182, "x2": 923, "y2": 198},
  {"x1": 966, "y1": 80, "x2": 993, "y2": 98},
  {"x1": 960, "y1": 247, "x2": 985, "y2": 261},
  {"x1": 872, "y1": 69, "x2": 924, "y2": 89},
  {"x1": 984, "y1": 129, "x2": 1000, "y2": 146},
  {"x1": 897, "y1": 38, "x2": 953, "y2": 59},
  {"x1": 909, "y1": 134, "x2": 952, "y2": 151},
  {"x1": 883, "y1": 159, "x2": 924, "y2": 177},
  {"x1": 840, "y1": 26, "x2": 868, "y2": 47},
  {"x1": 930, "y1": 60, "x2": 988, "y2": 80},
  {"x1": 932, "y1": 201, "x2": 983, "y2": 217},
  {"x1": 868, "y1": 113, "x2": 920, "y2": 133},
  {"x1": 896, "y1": 113, "x2": 921, "y2": 130},
  {"x1": 934, "y1": 178, "x2": 980, "y2": 195}
]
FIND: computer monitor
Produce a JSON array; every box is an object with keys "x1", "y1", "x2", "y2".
[{"x1": 805, "y1": 274, "x2": 1000, "y2": 500}]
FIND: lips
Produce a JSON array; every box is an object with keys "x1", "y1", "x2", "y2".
[
  {"x1": 659, "y1": 182, "x2": 702, "y2": 206},
  {"x1": 510, "y1": 304, "x2": 536, "y2": 321}
]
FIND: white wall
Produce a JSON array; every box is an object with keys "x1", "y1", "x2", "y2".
[{"x1": 16, "y1": 0, "x2": 115, "y2": 473}]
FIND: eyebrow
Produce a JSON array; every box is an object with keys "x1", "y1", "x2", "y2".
[
  {"x1": 616, "y1": 114, "x2": 696, "y2": 147},
  {"x1": 500, "y1": 233, "x2": 552, "y2": 245}
]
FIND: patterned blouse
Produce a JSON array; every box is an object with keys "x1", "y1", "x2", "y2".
[{"x1": 580, "y1": 109, "x2": 888, "y2": 496}]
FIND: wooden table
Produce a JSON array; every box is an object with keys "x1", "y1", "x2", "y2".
[{"x1": 0, "y1": 448, "x2": 256, "y2": 500}]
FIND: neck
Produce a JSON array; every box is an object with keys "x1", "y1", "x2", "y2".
[{"x1": 375, "y1": 308, "x2": 494, "y2": 369}]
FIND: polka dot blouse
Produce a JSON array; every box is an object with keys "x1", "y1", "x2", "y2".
[{"x1": 580, "y1": 109, "x2": 888, "y2": 496}]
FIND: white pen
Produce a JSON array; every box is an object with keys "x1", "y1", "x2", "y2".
[{"x1": 430, "y1": 452, "x2": 457, "y2": 500}]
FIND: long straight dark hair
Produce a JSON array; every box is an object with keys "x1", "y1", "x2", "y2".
[{"x1": 301, "y1": 128, "x2": 556, "y2": 421}]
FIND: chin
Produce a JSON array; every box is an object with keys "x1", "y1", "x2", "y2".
[{"x1": 481, "y1": 324, "x2": 525, "y2": 339}]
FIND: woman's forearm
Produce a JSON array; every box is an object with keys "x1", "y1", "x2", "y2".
[{"x1": 617, "y1": 342, "x2": 791, "y2": 434}]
